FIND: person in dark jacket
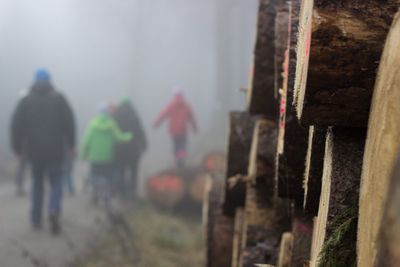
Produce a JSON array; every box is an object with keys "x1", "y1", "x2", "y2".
[
  {"x1": 11, "y1": 68, "x2": 75, "y2": 235},
  {"x1": 113, "y1": 97, "x2": 147, "y2": 198}
]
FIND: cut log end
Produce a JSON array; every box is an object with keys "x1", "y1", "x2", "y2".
[{"x1": 294, "y1": 0, "x2": 399, "y2": 127}]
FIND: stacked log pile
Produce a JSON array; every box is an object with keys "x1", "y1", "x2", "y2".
[
  {"x1": 276, "y1": 0, "x2": 309, "y2": 205},
  {"x1": 206, "y1": 0, "x2": 400, "y2": 266}
]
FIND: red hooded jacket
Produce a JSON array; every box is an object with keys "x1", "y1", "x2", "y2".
[{"x1": 154, "y1": 95, "x2": 197, "y2": 138}]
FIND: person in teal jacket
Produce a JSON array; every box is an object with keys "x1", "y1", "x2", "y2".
[{"x1": 81, "y1": 106, "x2": 133, "y2": 206}]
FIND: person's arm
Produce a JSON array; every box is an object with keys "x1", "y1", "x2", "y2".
[
  {"x1": 187, "y1": 106, "x2": 198, "y2": 133},
  {"x1": 154, "y1": 102, "x2": 173, "y2": 128},
  {"x1": 10, "y1": 100, "x2": 25, "y2": 157},
  {"x1": 59, "y1": 94, "x2": 76, "y2": 151},
  {"x1": 80, "y1": 123, "x2": 93, "y2": 160},
  {"x1": 131, "y1": 110, "x2": 148, "y2": 152},
  {"x1": 111, "y1": 120, "x2": 133, "y2": 142}
]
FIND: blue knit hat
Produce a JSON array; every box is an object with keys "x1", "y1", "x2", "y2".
[{"x1": 35, "y1": 68, "x2": 51, "y2": 82}]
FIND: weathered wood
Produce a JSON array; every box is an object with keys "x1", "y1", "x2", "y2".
[
  {"x1": 303, "y1": 126, "x2": 326, "y2": 216},
  {"x1": 223, "y1": 111, "x2": 256, "y2": 216},
  {"x1": 248, "y1": 0, "x2": 279, "y2": 118},
  {"x1": 294, "y1": 0, "x2": 400, "y2": 127},
  {"x1": 207, "y1": 178, "x2": 234, "y2": 267},
  {"x1": 358, "y1": 12, "x2": 400, "y2": 267},
  {"x1": 309, "y1": 127, "x2": 366, "y2": 267},
  {"x1": 248, "y1": 119, "x2": 277, "y2": 189},
  {"x1": 276, "y1": 0, "x2": 309, "y2": 205},
  {"x1": 277, "y1": 232, "x2": 294, "y2": 267},
  {"x1": 231, "y1": 208, "x2": 245, "y2": 267},
  {"x1": 240, "y1": 184, "x2": 285, "y2": 266},
  {"x1": 376, "y1": 153, "x2": 400, "y2": 267},
  {"x1": 291, "y1": 215, "x2": 313, "y2": 267},
  {"x1": 274, "y1": 3, "x2": 290, "y2": 98}
]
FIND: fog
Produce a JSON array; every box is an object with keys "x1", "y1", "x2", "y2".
[
  {"x1": 0, "y1": 0, "x2": 259, "y2": 265},
  {"x1": 0, "y1": 0, "x2": 257, "y2": 176}
]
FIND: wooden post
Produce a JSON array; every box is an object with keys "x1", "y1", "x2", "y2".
[
  {"x1": 309, "y1": 127, "x2": 365, "y2": 267},
  {"x1": 303, "y1": 126, "x2": 326, "y2": 216},
  {"x1": 223, "y1": 112, "x2": 256, "y2": 217},
  {"x1": 358, "y1": 12, "x2": 400, "y2": 267},
  {"x1": 294, "y1": 0, "x2": 399, "y2": 127}
]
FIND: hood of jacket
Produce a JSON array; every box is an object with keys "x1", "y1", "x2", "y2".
[
  {"x1": 30, "y1": 81, "x2": 54, "y2": 95},
  {"x1": 91, "y1": 115, "x2": 116, "y2": 132}
]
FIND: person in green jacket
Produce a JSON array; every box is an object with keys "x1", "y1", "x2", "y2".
[{"x1": 81, "y1": 105, "x2": 133, "y2": 206}]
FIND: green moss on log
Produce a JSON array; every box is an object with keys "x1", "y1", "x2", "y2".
[{"x1": 318, "y1": 207, "x2": 357, "y2": 267}]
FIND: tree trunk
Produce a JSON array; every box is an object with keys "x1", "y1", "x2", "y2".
[
  {"x1": 248, "y1": 0, "x2": 286, "y2": 119},
  {"x1": 224, "y1": 112, "x2": 256, "y2": 217},
  {"x1": 291, "y1": 215, "x2": 313, "y2": 267},
  {"x1": 294, "y1": 0, "x2": 399, "y2": 127},
  {"x1": 376, "y1": 153, "x2": 400, "y2": 267},
  {"x1": 206, "y1": 178, "x2": 234, "y2": 267},
  {"x1": 303, "y1": 126, "x2": 326, "y2": 216},
  {"x1": 276, "y1": 0, "x2": 309, "y2": 205},
  {"x1": 309, "y1": 127, "x2": 365, "y2": 267},
  {"x1": 277, "y1": 232, "x2": 294, "y2": 267},
  {"x1": 248, "y1": 119, "x2": 277, "y2": 190},
  {"x1": 240, "y1": 184, "x2": 289, "y2": 267},
  {"x1": 232, "y1": 208, "x2": 246, "y2": 267},
  {"x1": 358, "y1": 12, "x2": 400, "y2": 267}
]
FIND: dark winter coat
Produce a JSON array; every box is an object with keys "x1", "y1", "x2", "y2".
[
  {"x1": 113, "y1": 102, "x2": 147, "y2": 164},
  {"x1": 11, "y1": 81, "x2": 76, "y2": 163}
]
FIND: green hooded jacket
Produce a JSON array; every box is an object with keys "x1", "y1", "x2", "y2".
[{"x1": 81, "y1": 115, "x2": 133, "y2": 164}]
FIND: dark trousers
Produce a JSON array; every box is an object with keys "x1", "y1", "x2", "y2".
[
  {"x1": 115, "y1": 156, "x2": 140, "y2": 197},
  {"x1": 91, "y1": 163, "x2": 113, "y2": 206},
  {"x1": 31, "y1": 161, "x2": 63, "y2": 226},
  {"x1": 16, "y1": 158, "x2": 28, "y2": 194},
  {"x1": 63, "y1": 157, "x2": 75, "y2": 194},
  {"x1": 173, "y1": 136, "x2": 187, "y2": 167}
]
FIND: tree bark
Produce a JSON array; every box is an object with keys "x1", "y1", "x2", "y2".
[
  {"x1": 206, "y1": 178, "x2": 234, "y2": 267},
  {"x1": 276, "y1": 0, "x2": 309, "y2": 205},
  {"x1": 248, "y1": 119, "x2": 277, "y2": 190},
  {"x1": 294, "y1": 0, "x2": 399, "y2": 127},
  {"x1": 377, "y1": 153, "x2": 400, "y2": 267},
  {"x1": 303, "y1": 126, "x2": 326, "y2": 216},
  {"x1": 309, "y1": 127, "x2": 365, "y2": 267},
  {"x1": 358, "y1": 12, "x2": 400, "y2": 267},
  {"x1": 224, "y1": 112, "x2": 256, "y2": 216},
  {"x1": 248, "y1": 0, "x2": 286, "y2": 119}
]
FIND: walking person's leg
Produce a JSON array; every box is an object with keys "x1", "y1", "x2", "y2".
[
  {"x1": 16, "y1": 158, "x2": 27, "y2": 196},
  {"x1": 63, "y1": 158, "x2": 75, "y2": 195},
  {"x1": 31, "y1": 163, "x2": 45, "y2": 229},
  {"x1": 115, "y1": 163, "x2": 127, "y2": 198},
  {"x1": 129, "y1": 156, "x2": 140, "y2": 198},
  {"x1": 48, "y1": 162, "x2": 63, "y2": 235},
  {"x1": 175, "y1": 136, "x2": 187, "y2": 167}
]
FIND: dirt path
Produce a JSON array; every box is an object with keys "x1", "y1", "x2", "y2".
[{"x1": 0, "y1": 180, "x2": 107, "y2": 267}]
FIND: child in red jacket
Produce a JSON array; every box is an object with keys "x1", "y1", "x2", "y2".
[{"x1": 154, "y1": 90, "x2": 197, "y2": 167}]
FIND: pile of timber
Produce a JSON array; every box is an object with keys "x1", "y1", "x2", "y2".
[{"x1": 206, "y1": 0, "x2": 400, "y2": 266}]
